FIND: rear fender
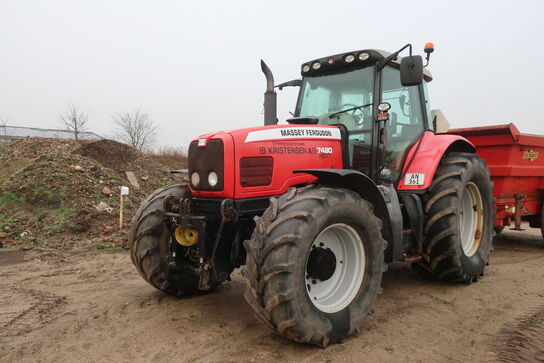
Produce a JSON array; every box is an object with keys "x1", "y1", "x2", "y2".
[
  {"x1": 397, "y1": 131, "x2": 475, "y2": 191},
  {"x1": 295, "y1": 169, "x2": 403, "y2": 262}
]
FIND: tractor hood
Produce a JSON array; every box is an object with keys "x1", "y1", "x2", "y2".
[{"x1": 188, "y1": 124, "x2": 344, "y2": 199}]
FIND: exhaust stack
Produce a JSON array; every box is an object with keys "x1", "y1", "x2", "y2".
[{"x1": 261, "y1": 60, "x2": 277, "y2": 126}]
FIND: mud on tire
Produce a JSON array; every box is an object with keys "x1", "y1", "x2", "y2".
[
  {"x1": 241, "y1": 185, "x2": 386, "y2": 347},
  {"x1": 128, "y1": 184, "x2": 200, "y2": 297},
  {"x1": 415, "y1": 152, "x2": 494, "y2": 282}
]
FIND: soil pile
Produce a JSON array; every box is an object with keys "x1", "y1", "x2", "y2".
[{"x1": 0, "y1": 137, "x2": 183, "y2": 251}]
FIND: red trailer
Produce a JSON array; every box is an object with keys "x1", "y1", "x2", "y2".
[{"x1": 449, "y1": 123, "x2": 544, "y2": 237}]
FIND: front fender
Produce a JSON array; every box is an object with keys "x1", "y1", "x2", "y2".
[
  {"x1": 294, "y1": 169, "x2": 385, "y2": 210},
  {"x1": 397, "y1": 131, "x2": 475, "y2": 191}
]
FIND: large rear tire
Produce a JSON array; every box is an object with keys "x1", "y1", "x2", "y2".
[
  {"x1": 242, "y1": 185, "x2": 386, "y2": 347},
  {"x1": 128, "y1": 184, "x2": 201, "y2": 297},
  {"x1": 415, "y1": 152, "x2": 494, "y2": 282}
]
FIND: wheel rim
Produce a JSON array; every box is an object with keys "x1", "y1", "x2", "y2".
[
  {"x1": 305, "y1": 223, "x2": 365, "y2": 313},
  {"x1": 459, "y1": 182, "x2": 484, "y2": 257}
]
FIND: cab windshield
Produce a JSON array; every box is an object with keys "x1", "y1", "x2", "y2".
[
  {"x1": 295, "y1": 67, "x2": 374, "y2": 132},
  {"x1": 294, "y1": 65, "x2": 425, "y2": 181}
]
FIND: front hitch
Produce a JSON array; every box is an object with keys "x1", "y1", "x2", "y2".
[
  {"x1": 198, "y1": 199, "x2": 238, "y2": 291},
  {"x1": 163, "y1": 194, "x2": 241, "y2": 291}
]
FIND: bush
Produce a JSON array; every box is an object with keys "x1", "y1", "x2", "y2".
[{"x1": 147, "y1": 146, "x2": 187, "y2": 170}]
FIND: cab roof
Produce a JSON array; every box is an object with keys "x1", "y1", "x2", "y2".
[{"x1": 301, "y1": 48, "x2": 433, "y2": 82}]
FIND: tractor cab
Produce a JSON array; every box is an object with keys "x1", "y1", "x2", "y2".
[{"x1": 294, "y1": 49, "x2": 434, "y2": 182}]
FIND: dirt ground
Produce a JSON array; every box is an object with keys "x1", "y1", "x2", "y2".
[{"x1": 2, "y1": 224, "x2": 544, "y2": 363}]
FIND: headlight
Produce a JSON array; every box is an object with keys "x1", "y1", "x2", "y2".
[
  {"x1": 311, "y1": 62, "x2": 321, "y2": 70},
  {"x1": 191, "y1": 172, "x2": 200, "y2": 187},
  {"x1": 302, "y1": 64, "x2": 310, "y2": 72},
  {"x1": 358, "y1": 52, "x2": 370, "y2": 61},
  {"x1": 378, "y1": 102, "x2": 391, "y2": 112},
  {"x1": 344, "y1": 54, "x2": 355, "y2": 63},
  {"x1": 208, "y1": 171, "x2": 218, "y2": 187}
]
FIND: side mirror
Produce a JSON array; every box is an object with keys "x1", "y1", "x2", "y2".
[{"x1": 400, "y1": 55, "x2": 423, "y2": 86}]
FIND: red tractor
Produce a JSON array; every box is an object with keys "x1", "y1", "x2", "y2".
[{"x1": 128, "y1": 43, "x2": 494, "y2": 347}]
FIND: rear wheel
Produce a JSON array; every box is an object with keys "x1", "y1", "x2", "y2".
[
  {"x1": 128, "y1": 184, "x2": 201, "y2": 296},
  {"x1": 242, "y1": 185, "x2": 386, "y2": 347},
  {"x1": 415, "y1": 152, "x2": 494, "y2": 282}
]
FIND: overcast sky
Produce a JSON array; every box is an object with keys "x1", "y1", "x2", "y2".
[{"x1": 1, "y1": 0, "x2": 543, "y2": 149}]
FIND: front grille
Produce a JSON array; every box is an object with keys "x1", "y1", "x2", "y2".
[{"x1": 188, "y1": 139, "x2": 224, "y2": 190}]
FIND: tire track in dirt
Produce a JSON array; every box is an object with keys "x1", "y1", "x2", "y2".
[
  {"x1": 1, "y1": 288, "x2": 67, "y2": 337},
  {"x1": 484, "y1": 304, "x2": 544, "y2": 362}
]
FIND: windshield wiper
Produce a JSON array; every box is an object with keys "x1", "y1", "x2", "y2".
[{"x1": 329, "y1": 103, "x2": 373, "y2": 119}]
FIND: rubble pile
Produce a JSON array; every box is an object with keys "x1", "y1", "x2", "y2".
[{"x1": 0, "y1": 137, "x2": 182, "y2": 251}]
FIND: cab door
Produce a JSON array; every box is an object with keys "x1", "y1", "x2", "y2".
[{"x1": 380, "y1": 66, "x2": 426, "y2": 182}]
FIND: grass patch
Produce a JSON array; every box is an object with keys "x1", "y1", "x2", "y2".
[
  {"x1": 50, "y1": 204, "x2": 76, "y2": 219},
  {"x1": 0, "y1": 213, "x2": 15, "y2": 226},
  {"x1": 31, "y1": 186, "x2": 55, "y2": 202},
  {"x1": 0, "y1": 191, "x2": 24, "y2": 205}
]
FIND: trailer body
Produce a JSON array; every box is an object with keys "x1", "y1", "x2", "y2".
[{"x1": 449, "y1": 123, "x2": 544, "y2": 229}]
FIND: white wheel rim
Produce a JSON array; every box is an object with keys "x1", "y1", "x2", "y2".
[
  {"x1": 305, "y1": 223, "x2": 366, "y2": 313},
  {"x1": 459, "y1": 182, "x2": 484, "y2": 257}
]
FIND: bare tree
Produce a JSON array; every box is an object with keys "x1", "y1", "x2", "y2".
[
  {"x1": 112, "y1": 110, "x2": 157, "y2": 151},
  {"x1": 59, "y1": 102, "x2": 88, "y2": 140},
  {"x1": 0, "y1": 116, "x2": 8, "y2": 136}
]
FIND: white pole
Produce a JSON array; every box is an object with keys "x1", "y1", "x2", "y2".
[{"x1": 120, "y1": 186, "x2": 129, "y2": 231}]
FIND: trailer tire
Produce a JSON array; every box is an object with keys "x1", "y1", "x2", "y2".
[
  {"x1": 415, "y1": 152, "x2": 494, "y2": 282},
  {"x1": 494, "y1": 226, "x2": 505, "y2": 234},
  {"x1": 128, "y1": 184, "x2": 201, "y2": 297},
  {"x1": 242, "y1": 185, "x2": 386, "y2": 347},
  {"x1": 540, "y1": 204, "x2": 544, "y2": 240}
]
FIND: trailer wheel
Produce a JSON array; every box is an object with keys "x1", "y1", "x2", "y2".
[
  {"x1": 540, "y1": 204, "x2": 544, "y2": 240},
  {"x1": 494, "y1": 226, "x2": 505, "y2": 234},
  {"x1": 128, "y1": 184, "x2": 201, "y2": 297},
  {"x1": 242, "y1": 185, "x2": 386, "y2": 347},
  {"x1": 416, "y1": 152, "x2": 494, "y2": 282}
]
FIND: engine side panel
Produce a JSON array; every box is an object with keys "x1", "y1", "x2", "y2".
[{"x1": 232, "y1": 125, "x2": 344, "y2": 199}]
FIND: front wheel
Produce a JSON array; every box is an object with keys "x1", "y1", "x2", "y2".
[
  {"x1": 128, "y1": 184, "x2": 201, "y2": 296},
  {"x1": 242, "y1": 185, "x2": 386, "y2": 347}
]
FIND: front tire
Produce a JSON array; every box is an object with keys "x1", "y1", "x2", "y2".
[
  {"x1": 416, "y1": 152, "x2": 494, "y2": 282},
  {"x1": 128, "y1": 184, "x2": 201, "y2": 296},
  {"x1": 242, "y1": 185, "x2": 386, "y2": 347}
]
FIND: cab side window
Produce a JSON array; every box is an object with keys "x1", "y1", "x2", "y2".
[{"x1": 382, "y1": 67, "x2": 424, "y2": 137}]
